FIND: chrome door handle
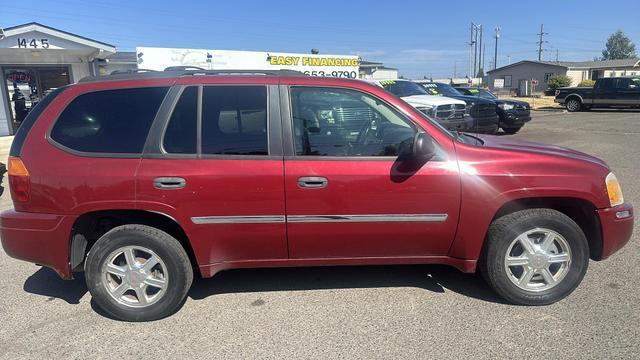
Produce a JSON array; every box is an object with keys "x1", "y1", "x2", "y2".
[
  {"x1": 298, "y1": 176, "x2": 328, "y2": 189},
  {"x1": 154, "y1": 177, "x2": 186, "y2": 189}
]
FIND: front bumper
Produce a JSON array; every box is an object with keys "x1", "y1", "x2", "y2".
[
  {"x1": 436, "y1": 116, "x2": 473, "y2": 132},
  {"x1": 597, "y1": 202, "x2": 634, "y2": 259},
  {"x1": 468, "y1": 114, "x2": 499, "y2": 133},
  {"x1": 0, "y1": 210, "x2": 76, "y2": 279},
  {"x1": 500, "y1": 110, "x2": 531, "y2": 128}
]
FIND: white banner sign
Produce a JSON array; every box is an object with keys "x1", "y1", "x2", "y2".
[
  {"x1": 136, "y1": 47, "x2": 360, "y2": 78},
  {"x1": 493, "y1": 78, "x2": 505, "y2": 88}
]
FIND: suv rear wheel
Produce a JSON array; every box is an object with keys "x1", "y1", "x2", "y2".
[
  {"x1": 480, "y1": 209, "x2": 589, "y2": 305},
  {"x1": 85, "y1": 224, "x2": 193, "y2": 321}
]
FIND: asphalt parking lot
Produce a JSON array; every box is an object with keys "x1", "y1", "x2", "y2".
[{"x1": 0, "y1": 109, "x2": 638, "y2": 359}]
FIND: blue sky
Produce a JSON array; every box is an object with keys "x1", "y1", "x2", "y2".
[{"x1": 2, "y1": 0, "x2": 639, "y2": 78}]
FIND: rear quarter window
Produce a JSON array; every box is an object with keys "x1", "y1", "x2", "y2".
[{"x1": 50, "y1": 87, "x2": 168, "y2": 154}]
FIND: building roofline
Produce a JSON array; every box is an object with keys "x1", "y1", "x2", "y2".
[
  {"x1": 1, "y1": 22, "x2": 116, "y2": 51},
  {"x1": 487, "y1": 60, "x2": 567, "y2": 73}
]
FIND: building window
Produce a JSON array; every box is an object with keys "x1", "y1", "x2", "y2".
[
  {"x1": 504, "y1": 75, "x2": 512, "y2": 87},
  {"x1": 544, "y1": 73, "x2": 555, "y2": 83}
]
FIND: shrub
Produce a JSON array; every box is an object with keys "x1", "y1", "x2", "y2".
[
  {"x1": 547, "y1": 75, "x2": 573, "y2": 90},
  {"x1": 578, "y1": 79, "x2": 596, "y2": 87}
]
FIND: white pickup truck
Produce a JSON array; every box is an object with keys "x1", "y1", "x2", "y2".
[{"x1": 371, "y1": 79, "x2": 471, "y2": 131}]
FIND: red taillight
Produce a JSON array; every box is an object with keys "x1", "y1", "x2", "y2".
[{"x1": 8, "y1": 156, "x2": 30, "y2": 203}]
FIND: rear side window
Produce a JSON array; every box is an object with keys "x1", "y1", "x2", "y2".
[
  {"x1": 163, "y1": 86, "x2": 197, "y2": 154},
  {"x1": 50, "y1": 87, "x2": 168, "y2": 154},
  {"x1": 201, "y1": 86, "x2": 268, "y2": 155}
]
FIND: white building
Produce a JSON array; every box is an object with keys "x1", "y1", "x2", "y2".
[
  {"x1": 0, "y1": 23, "x2": 136, "y2": 136},
  {"x1": 1, "y1": 22, "x2": 395, "y2": 137}
]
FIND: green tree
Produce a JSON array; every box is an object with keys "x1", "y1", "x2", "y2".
[
  {"x1": 547, "y1": 75, "x2": 572, "y2": 91},
  {"x1": 601, "y1": 30, "x2": 637, "y2": 60}
]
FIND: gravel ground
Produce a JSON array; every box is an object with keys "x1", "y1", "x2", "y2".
[{"x1": 0, "y1": 109, "x2": 638, "y2": 359}]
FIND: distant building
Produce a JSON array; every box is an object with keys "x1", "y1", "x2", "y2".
[
  {"x1": 486, "y1": 59, "x2": 640, "y2": 95},
  {"x1": 359, "y1": 60, "x2": 399, "y2": 79}
]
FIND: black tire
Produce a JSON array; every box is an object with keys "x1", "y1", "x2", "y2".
[
  {"x1": 502, "y1": 126, "x2": 522, "y2": 135},
  {"x1": 565, "y1": 98, "x2": 582, "y2": 112},
  {"x1": 480, "y1": 209, "x2": 589, "y2": 305},
  {"x1": 85, "y1": 224, "x2": 193, "y2": 321}
]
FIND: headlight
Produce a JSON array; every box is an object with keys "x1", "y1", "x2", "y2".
[
  {"x1": 498, "y1": 103, "x2": 514, "y2": 110},
  {"x1": 605, "y1": 172, "x2": 624, "y2": 207},
  {"x1": 417, "y1": 106, "x2": 434, "y2": 117}
]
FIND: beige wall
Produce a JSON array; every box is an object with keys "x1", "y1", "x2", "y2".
[
  {"x1": 566, "y1": 69, "x2": 588, "y2": 86},
  {"x1": 487, "y1": 62, "x2": 567, "y2": 93}
]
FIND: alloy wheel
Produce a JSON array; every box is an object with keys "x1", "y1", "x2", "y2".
[
  {"x1": 101, "y1": 245, "x2": 168, "y2": 308},
  {"x1": 504, "y1": 228, "x2": 572, "y2": 292}
]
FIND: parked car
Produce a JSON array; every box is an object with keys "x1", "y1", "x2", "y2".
[
  {"x1": 1, "y1": 70, "x2": 633, "y2": 321},
  {"x1": 417, "y1": 82, "x2": 499, "y2": 134},
  {"x1": 371, "y1": 79, "x2": 471, "y2": 132},
  {"x1": 555, "y1": 76, "x2": 640, "y2": 112},
  {"x1": 456, "y1": 87, "x2": 531, "y2": 134}
]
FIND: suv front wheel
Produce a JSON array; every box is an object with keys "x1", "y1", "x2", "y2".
[
  {"x1": 480, "y1": 208, "x2": 589, "y2": 305},
  {"x1": 85, "y1": 224, "x2": 193, "y2": 321}
]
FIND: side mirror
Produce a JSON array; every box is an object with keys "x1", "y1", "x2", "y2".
[{"x1": 413, "y1": 132, "x2": 436, "y2": 159}]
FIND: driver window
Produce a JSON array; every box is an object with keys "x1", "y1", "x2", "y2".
[{"x1": 290, "y1": 87, "x2": 417, "y2": 156}]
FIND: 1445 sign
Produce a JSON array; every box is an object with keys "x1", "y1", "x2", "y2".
[{"x1": 16, "y1": 38, "x2": 50, "y2": 49}]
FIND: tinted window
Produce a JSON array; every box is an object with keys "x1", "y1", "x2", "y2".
[
  {"x1": 596, "y1": 78, "x2": 616, "y2": 89},
  {"x1": 51, "y1": 87, "x2": 168, "y2": 153},
  {"x1": 163, "y1": 86, "x2": 197, "y2": 154},
  {"x1": 291, "y1": 87, "x2": 416, "y2": 157},
  {"x1": 616, "y1": 78, "x2": 640, "y2": 89},
  {"x1": 201, "y1": 86, "x2": 268, "y2": 155}
]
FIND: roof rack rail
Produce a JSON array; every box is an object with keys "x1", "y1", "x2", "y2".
[
  {"x1": 79, "y1": 69, "x2": 306, "y2": 83},
  {"x1": 109, "y1": 68, "x2": 158, "y2": 75},
  {"x1": 164, "y1": 66, "x2": 207, "y2": 71}
]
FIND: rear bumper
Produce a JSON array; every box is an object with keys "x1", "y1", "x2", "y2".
[
  {"x1": 0, "y1": 210, "x2": 76, "y2": 279},
  {"x1": 597, "y1": 202, "x2": 634, "y2": 259}
]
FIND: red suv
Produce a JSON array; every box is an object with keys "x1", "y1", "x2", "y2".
[{"x1": 1, "y1": 70, "x2": 633, "y2": 321}]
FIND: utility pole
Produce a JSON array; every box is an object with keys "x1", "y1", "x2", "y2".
[
  {"x1": 468, "y1": 23, "x2": 476, "y2": 78},
  {"x1": 537, "y1": 24, "x2": 548, "y2": 61},
  {"x1": 482, "y1": 42, "x2": 486, "y2": 74},
  {"x1": 555, "y1": 48, "x2": 559, "y2": 62},
  {"x1": 453, "y1": 60, "x2": 457, "y2": 78},
  {"x1": 493, "y1": 26, "x2": 500, "y2": 70},
  {"x1": 507, "y1": 55, "x2": 511, "y2": 64},
  {"x1": 473, "y1": 25, "x2": 478, "y2": 77},
  {"x1": 478, "y1": 25, "x2": 483, "y2": 77}
]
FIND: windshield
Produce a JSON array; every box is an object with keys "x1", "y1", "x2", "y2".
[
  {"x1": 463, "y1": 88, "x2": 497, "y2": 100},
  {"x1": 420, "y1": 82, "x2": 461, "y2": 97},
  {"x1": 379, "y1": 80, "x2": 429, "y2": 97}
]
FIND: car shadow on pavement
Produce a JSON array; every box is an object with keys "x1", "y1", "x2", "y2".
[
  {"x1": 23, "y1": 267, "x2": 88, "y2": 304},
  {"x1": 188, "y1": 265, "x2": 509, "y2": 304}
]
